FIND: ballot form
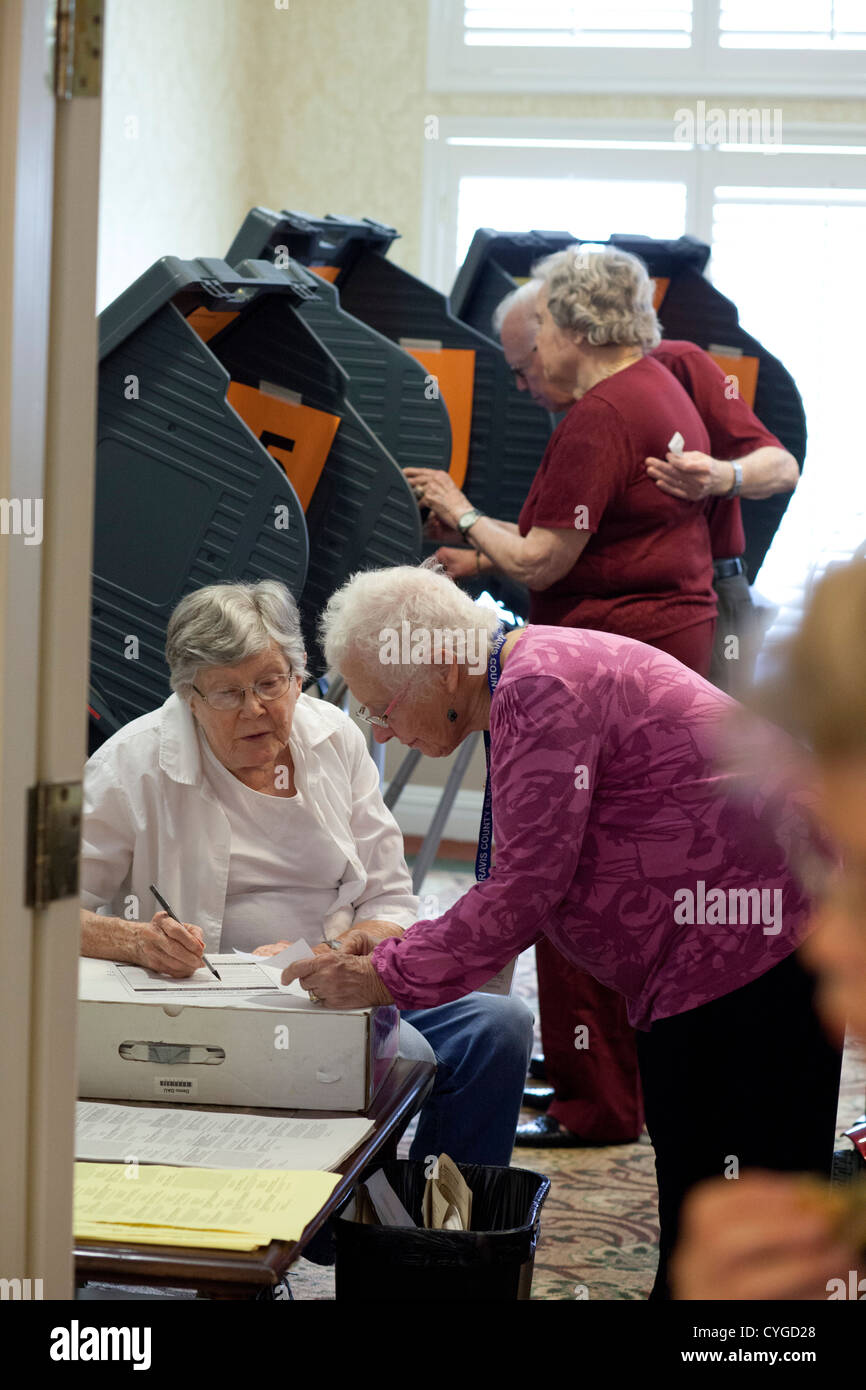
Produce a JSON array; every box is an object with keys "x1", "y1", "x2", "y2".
[
  {"x1": 116, "y1": 959, "x2": 276, "y2": 993},
  {"x1": 114, "y1": 941, "x2": 318, "y2": 996},
  {"x1": 76, "y1": 1100, "x2": 374, "y2": 1171}
]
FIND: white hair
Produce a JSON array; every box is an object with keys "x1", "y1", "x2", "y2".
[
  {"x1": 491, "y1": 278, "x2": 543, "y2": 337},
  {"x1": 319, "y1": 560, "x2": 501, "y2": 691},
  {"x1": 165, "y1": 580, "x2": 308, "y2": 695},
  {"x1": 532, "y1": 244, "x2": 660, "y2": 352}
]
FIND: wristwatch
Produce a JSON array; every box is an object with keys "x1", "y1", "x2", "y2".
[
  {"x1": 726, "y1": 461, "x2": 743, "y2": 498},
  {"x1": 456, "y1": 507, "x2": 484, "y2": 536}
]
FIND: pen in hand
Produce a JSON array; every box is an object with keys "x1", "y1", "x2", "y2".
[{"x1": 149, "y1": 883, "x2": 221, "y2": 981}]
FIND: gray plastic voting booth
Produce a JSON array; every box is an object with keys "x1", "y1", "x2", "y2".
[
  {"x1": 92, "y1": 254, "x2": 424, "y2": 750},
  {"x1": 93, "y1": 258, "x2": 309, "y2": 748},
  {"x1": 227, "y1": 208, "x2": 453, "y2": 481},
  {"x1": 227, "y1": 209, "x2": 556, "y2": 529}
]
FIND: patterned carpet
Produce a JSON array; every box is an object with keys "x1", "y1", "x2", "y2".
[{"x1": 285, "y1": 861, "x2": 866, "y2": 1301}]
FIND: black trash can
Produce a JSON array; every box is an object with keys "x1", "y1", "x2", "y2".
[{"x1": 334, "y1": 1161, "x2": 550, "y2": 1302}]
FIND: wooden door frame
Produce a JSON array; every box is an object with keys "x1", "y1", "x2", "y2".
[{"x1": 0, "y1": 0, "x2": 101, "y2": 1298}]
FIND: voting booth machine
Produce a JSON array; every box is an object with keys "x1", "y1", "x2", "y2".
[
  {"x1": 227, "y1": 209, "x2": 555, "y2": 526},
  {"x1": 91, "y1": 252, "x2": 426, "y2": 750},
  {"x1": 226, "y1": 207, "x2": 549, "y2": 620}
]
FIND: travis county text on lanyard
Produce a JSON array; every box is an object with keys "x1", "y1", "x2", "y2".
[{"x1": 475, "y1": 627, "x2": 508, "y2": 883}]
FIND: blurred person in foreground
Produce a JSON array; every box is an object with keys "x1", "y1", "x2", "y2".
[{"x1": 673, "y1": 557, "x2": 866, "y2": 1299}]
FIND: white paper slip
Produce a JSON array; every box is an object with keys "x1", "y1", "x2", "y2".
[
  {"x1": 75, "y1": 1101, "x2": 375, "y2": 1172},
  {"x1": 252, "y1": 940, "x2": 318, "y2": 999},
  {"x1": 668, "y1": 431, "x2": 685, "y2": 454},
  {"x1": 363, "y1": 1166, "x2": 416, "y2": 1227},
  {"x1": 477, "y1": 958, "x2": 516, "y2": 996},
  {"x1": 231, "y1": 939, "x2": 317, "y2": 973},
  {"x1": 260, "y1": 939, "x2": 316, "y2": 971},
  {"x1": 116, "y1": 958, "x2": 276, "y2": 994}
]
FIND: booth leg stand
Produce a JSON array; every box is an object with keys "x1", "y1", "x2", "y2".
[
  {"x1": 368, "y1": 729, "x2": 386, "y2": 787},
  {"x1": 384, "y1": 748, "x2": 423, "y2": 813},
  {"x1": 321, "y1": 677, "x2": 479, "y2": 893},
  {"x1": 409, "y1": 732, "x2": 480, "y2": 894}
]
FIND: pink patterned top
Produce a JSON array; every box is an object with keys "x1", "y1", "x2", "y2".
[{"x1": 373, "y1": 626, "x2": 822, "y2": 1030}]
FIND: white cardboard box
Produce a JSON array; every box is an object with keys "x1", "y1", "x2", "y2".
[{"x1": 78, "y1": 958, "x2": 399, "y2": 1111}]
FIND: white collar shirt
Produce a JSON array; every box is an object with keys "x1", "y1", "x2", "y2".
[{"x1": 80, "y1": 692, "x2": 419, "y2": 952}]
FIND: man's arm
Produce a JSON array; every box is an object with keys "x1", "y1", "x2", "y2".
[
  {"x1": 723, "y1": 444, "x2": 799, "y2": 498},
  {"x1": 648, "y1": 346, "x2": 800, "y2": 502},
  {"x1": 646, "y1": 443, "x2": 799, "y2": 501}
]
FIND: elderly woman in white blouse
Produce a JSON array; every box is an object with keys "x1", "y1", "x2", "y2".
[{"x1": 79, "y1": 580, "x2": 533, "y2": 1165}]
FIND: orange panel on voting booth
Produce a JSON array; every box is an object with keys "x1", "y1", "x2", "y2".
[
  {"x1": 226, "y1": 381, "x2": 340, "y2": 511},
  {"x1": 401, "y1": 346, "x2": 475, "y2": 490}
]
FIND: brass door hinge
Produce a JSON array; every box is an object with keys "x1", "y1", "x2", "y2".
[
  {"x1": 26, "y1": 781, "x2": 82, "y2": 909},
  {"x1": 51, "y1": 0, "x2": 103, "y2": 99}
]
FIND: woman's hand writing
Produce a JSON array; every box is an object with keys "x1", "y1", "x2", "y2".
[{"x1": 133, "y1": 912, "x2": 205, "y2": 978}]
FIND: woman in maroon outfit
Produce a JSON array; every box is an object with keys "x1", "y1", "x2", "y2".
[{"x1": 407, "y1": 244, "x2": 717, "y2": 676}]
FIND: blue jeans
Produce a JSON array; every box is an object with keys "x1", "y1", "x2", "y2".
[{"x1": 398, "y1": 993, "x2": 534, "y2": 1166}]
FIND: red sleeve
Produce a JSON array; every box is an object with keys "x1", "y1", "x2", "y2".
[
  {"x1": 658, "y1": 347, "x2": 783, "y2": 460},
  {"x1": 520, "y1": 398, "x2": 635, "y2": 535}
]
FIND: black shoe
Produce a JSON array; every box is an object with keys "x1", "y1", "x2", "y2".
[
  {"x1": 528, "y1": 1055, "x2": 547, "y2": 1082},
  {"x1": 522, "y1": 1086, "x2": 554, "y2": 1111},
  {"x1": 514, "y1": 1114, "x2": 587, "y2": 1148}
]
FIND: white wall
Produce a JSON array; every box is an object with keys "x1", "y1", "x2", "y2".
[{"x1": 98, "y1": 0, "x2": 264, "y2": 308}]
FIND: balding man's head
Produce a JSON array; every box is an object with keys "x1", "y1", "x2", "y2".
[{"x1": 493, "y1": 279, "x2": 573, "y2": 412}]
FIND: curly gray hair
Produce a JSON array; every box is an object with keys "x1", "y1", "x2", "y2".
[
  {"x1": 165, "y1": 580, "x2": 308, "y2": 695},
  {"x1": 532, "y1": 244, "x2": 660, "y2": 352}
]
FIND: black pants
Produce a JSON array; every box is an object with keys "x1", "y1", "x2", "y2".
[{"x1": 635, "y1": 951, "x2": 843, "y2": 1300}]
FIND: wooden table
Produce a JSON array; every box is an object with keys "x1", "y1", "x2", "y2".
[{"x1": 74, "y1": 1057, "x2": 435, "y2": 1300}]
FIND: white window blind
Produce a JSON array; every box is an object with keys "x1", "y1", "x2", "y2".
[
  {"x1": 464, "y1": 1, "x2": 694, "y2": 48},
  {"x1": 429, "y1": 0, "x2": 866, "y2": 92},
  {"x1": 720, "y1": 1, "x2": 866, "y2": 49}
]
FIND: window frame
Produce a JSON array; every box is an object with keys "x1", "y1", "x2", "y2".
[
  {"x1": 421, "y1": 116, "x2": 866, "y2": 291},
  {"x1": 427, "y1": 0, "x2": 866, "y2": 96}
]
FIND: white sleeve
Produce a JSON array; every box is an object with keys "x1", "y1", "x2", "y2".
[
  {"x1": 341, "y1": 719, "x2": 419, "y2": 930},
  {"x1": 79, "y1": 749, "x2": 135, "y2": 913}
]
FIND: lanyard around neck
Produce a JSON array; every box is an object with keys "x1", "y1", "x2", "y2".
[{"x1": 475, "y1": 627, "x2": 509, "y2": 883}]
